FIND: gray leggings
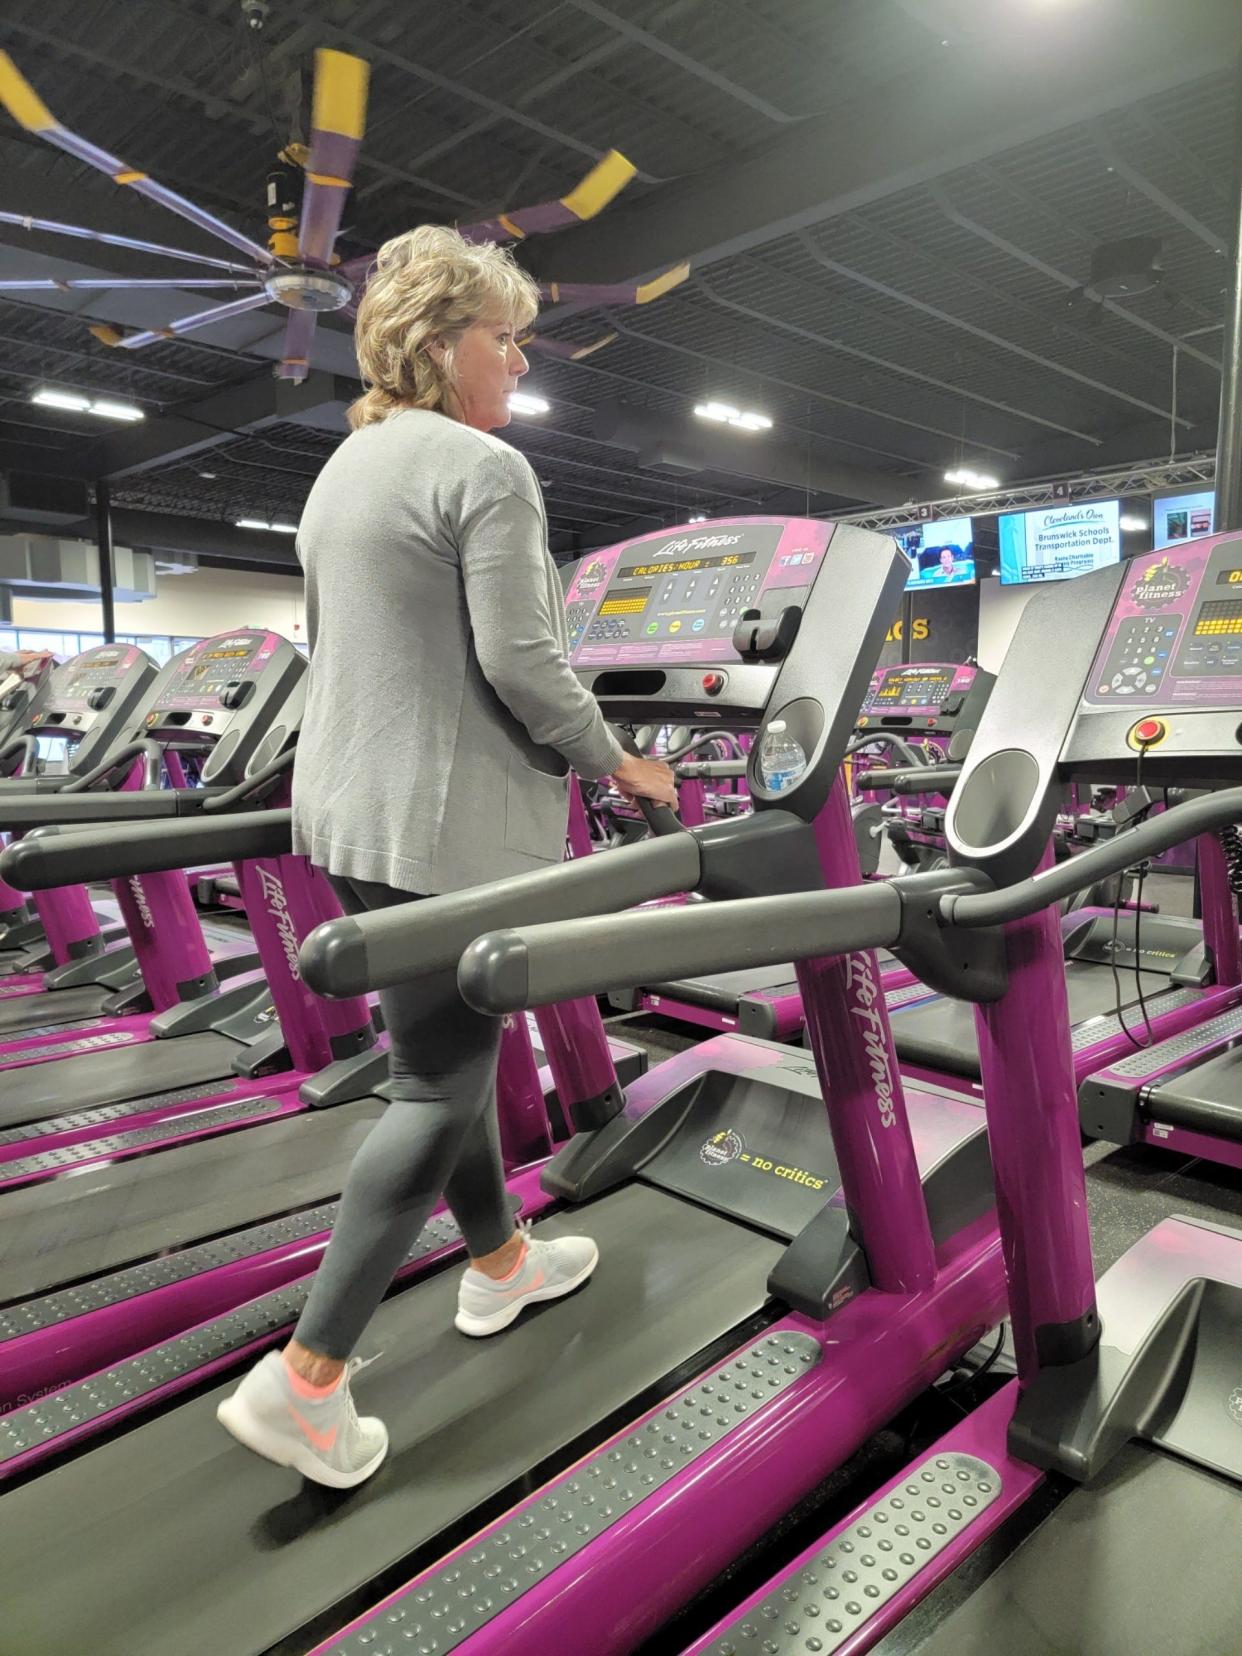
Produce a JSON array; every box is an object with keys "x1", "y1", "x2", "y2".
[{"x1": 294, "y1": 875, "x2": 515, "y2": 1358}]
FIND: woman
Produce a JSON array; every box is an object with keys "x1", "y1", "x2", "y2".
[{"x1": 217, "y1": 226, "x2": 676, "y2": 1488}]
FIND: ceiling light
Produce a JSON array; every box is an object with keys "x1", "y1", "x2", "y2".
[
  {"x1": 695, "y1": 400, "x2": 772, "y2": 432},
  {"x1": 235, "y1": 517, "x2": 271, "y2": 531},
  {"x1": 32, "y1": 388, "x2": 90, "y2": 413},
  {"x1": 31, "y1": 387, "x2": 143, "y2": 421},
  {"x1": 269, "y1": 522, "x2": 298, "y2": 534},
  {"x1": 199, "y1": 471, "x2": 217, "y2": 480},
  {"x1": 1119, "y1": 514, "x2": 1149, "y2": 533},
  {"x1": 508, "y1": 391, "x2": 549, "y2": 416},
  {"x1": 688, "y1": 512, "x2": 709, "y2": 523},
  {"x1": 89, "y1": 398, "x2": 144, "y2": 422},
  {"x1": 945, "y1": 466, "x2": 999, "y2": 491}
]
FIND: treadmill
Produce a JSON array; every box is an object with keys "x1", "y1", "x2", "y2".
[
  {"x1": 673, "y1": 526, "x2": 1242, "y2": 1656},
  {"x1": 607, "y1": 662, "x2": 993, "y2": 1038},
  {"x1": 0, "y1": 646, "x2": 58, "y2": 960},
  {"x1": 0, "y1": 513, "x2": 1005, "y2": 1656}
]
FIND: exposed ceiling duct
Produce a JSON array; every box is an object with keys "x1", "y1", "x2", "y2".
[{"x1": 0, "y1": 532, "x2": 156, "y2": 600}]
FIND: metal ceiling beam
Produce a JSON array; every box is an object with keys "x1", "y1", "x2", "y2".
[
  {"x1": 794, "y1": 232, "x2": 1188, "y2": 427},
  {"x1": 930, "y1": 183, "x2": 1224, "y2": 376},
  {"x1": 596, "y1": 310, "x2": 1016, "y2": 458},
  {"x1": 523, "y1": 2, "x2": 1239, "y2": 284},
  {"x1": 399, "y1": 0, "x2": 702, "y2": 176},
  {"x1": 563, "y1": 0, "x2": 798, "y2": 123},
  {"x1": 1092, "y1": 132, "x2": 1230, "y2": 255},
  {"x1": 693, "y1": 276, "x2": 1101, "y2": 444},
  {"x1": 0, "y1": 505, "x2": 301, "y2": 568}
]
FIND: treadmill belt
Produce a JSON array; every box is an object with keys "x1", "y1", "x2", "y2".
[
  {"x1": 903, "y1": 1446, "x2": 1242, "y2": 1655},
  {"x1": 1154, "y1": 1046, "x2": 1242, "y2": 1137},
  {"x1": 0, "y1": 1030, "x2": 239, "y2": 1131},
  {"x1": 891, "y1": 962, "x2": 1170, "y2": 1080},
  {"x1": 0, "y1": 1095, "x2": 387, "y2": 1303},
  {"x1": 649, "y1": 962, "x2": 800, "y2": 1009},
  {"x1": 0, "y1": 1186, "x2": 781, "y2": 1656},
  {"x1": 0, "y1": 982, "x2": 112, "y2": 1036}
]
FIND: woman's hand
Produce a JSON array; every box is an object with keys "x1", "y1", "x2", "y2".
[{"x1": 611, "y1": 753, "x2": 679, "y2": 810}]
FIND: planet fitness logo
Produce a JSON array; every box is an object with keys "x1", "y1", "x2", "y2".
[
  {"x1": 700, "y1": 1128, "x2": 745, "y2": 1167},
  {"x1": 1227, "y1": 1385, "x2": 1242, "y2": 1428},
  {"x1": 1130, "y1": 557, "x2": 1190, "y2": 609}
]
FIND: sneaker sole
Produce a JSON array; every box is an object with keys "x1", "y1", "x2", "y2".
[
  {"x1": 216, "y1": 1395, "x2": 389, "y2": 1490},
  {"x1": 453, "y1": 1245, "x2": 600, "y2": 1338}
]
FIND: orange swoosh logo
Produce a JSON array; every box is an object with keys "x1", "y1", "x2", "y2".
[{"x1": 288, "y1": 1404, "x2": 337, "y2": 1453}]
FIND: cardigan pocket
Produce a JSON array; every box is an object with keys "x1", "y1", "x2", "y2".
[{"x1": 504, "y1": 756, "x2": 570, "y2": 862}]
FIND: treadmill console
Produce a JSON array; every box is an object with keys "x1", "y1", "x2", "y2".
[
  {"x1": 856, "y1": 662, "x2": 992, "y2": 737},
  {"x1": 25, "y1": 644, "x2": 158, "y2": 777},
  {"x1": 0, "y1": 651, "x2": 55, "y2": 748},
  {"x1": 1065, "y1": 532, "x2": 1242, "y2": 780},
  {"x1": 567, "y1": 517, "x2": 836, "y2": 720},
  {"x1": 137, "y1": 630, "x2": 305, "y2": 784}
]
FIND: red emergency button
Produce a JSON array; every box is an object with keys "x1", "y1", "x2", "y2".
[
  {"x1": 701, "y1": 672, "x2": 725, "y2": 695},
  {"x1": 201, "y1": 713, "x2": 214, "y2": 726},
  {"x1": 1129, "y1": 716, "x2": 1167, "y2": 749}
]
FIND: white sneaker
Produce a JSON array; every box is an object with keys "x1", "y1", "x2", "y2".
[
  {"x1": 455, "y1": 1221, "x2": 599, "y2": 1338},
  {"x1": 216, "y1": 1349, "x2": 388, "y2": 1489}
]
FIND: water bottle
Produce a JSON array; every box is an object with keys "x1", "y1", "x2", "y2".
[{"x1": 758, "y1": 720, "x2": 807, "y2": 793}]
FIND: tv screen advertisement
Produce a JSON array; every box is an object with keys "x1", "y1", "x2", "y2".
[
  {"x1": 998, "y1": 500, "x2": 1121, "y2": 586},
  {"x1": 895, "y1": 515, "x2": 976, "y2": 592},
  {"x1": 1154, "y1": 490, "x2": 1215, "y2": 551}
]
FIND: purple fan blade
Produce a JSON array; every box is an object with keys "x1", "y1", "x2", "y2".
[
  {"x1": 523, "y1": 331, "x2": 617, "y2": 361},
  {"x1": 459, "y1": 151, "x2": 635, "y2": 246},
  {"x1": 0, "y1": 210, "x2": 256, "y2": 273},
  {"x1": 337, "y1": 251, "x2": 375, "y2": 285},
  {"x1": 0, "y1": 55, "x2": 273, "y2": 266},
  {"x1": 0, "y1": 276, "x2": 258, "y2": 291},
  {"x1": 112, "y1": 291, "x2": 272, "y2": 350},
  {"x1": 539, "y1": 262, "x2": 689, "y2": 308},
  {"x1": 298, "y1": 49, "x2": 369, "y2": 267},
  {"x1": 275, "y1": 309, "x2": 318, "y2": 381}
]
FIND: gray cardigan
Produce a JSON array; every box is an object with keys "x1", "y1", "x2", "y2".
[{"x1": 291, "y1": 409, "x2": 624, "y2": 894}]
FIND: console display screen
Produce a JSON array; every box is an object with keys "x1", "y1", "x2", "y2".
[
  {"x1": 999, "y1": 501, "x2": 1121, "y2": 585},
  {"x1": 869, "y1": 666, "x2": 956, "y2": 708},
  {"x1": 565, "y1": 520, "x2": 832, "y2": 666}
]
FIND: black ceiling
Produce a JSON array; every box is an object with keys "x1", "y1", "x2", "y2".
[{"x1": 0, "y1": 0, "x2": 1237, "y2": 564}]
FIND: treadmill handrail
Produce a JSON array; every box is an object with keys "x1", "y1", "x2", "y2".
[
  {"x1": 300, "y1": 831, "x2": 703, "y2": 999},
  {"x1": 0, "y1": 733, "x2": 36, "y2": 775},
  {"x1": 0, "y1": 788, "x2": 220, "y2": 829},
  {"x1": 61, "y1": 738, "x2": 163, "y2": 794},
  {"x1": 0, "y1": 807, "x2": 294, "y2": 889},
  {"x1": 856, "y1": 764, "x2": 962, "y2": 796},
  {"x1": 677, "y1": 758, "x2": 748, "y2": 779},
  {"x1": 458, "y1": 881, "x2": 905, "y2": 1013},
  {"x1": 201, "y1": 745, "x2": 295, "y2": 812},
  {"x1": 942, "y1": 785, "x2": 1242, "y2": 928}
]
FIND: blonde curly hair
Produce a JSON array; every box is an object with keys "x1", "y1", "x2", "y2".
[{"x1": 348, "y1": 226, "x2": 540, "y2": 429}]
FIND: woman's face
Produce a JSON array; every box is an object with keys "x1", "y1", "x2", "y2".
[{"x1": 447, "y1": 317, "x2": 530, "y2": 430}]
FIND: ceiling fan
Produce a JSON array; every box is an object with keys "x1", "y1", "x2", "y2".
[{"x1": 0, "y1": 48, "x2": 688, "y2": 381}]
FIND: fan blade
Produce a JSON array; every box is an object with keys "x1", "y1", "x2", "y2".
[
  {"x1": 0, "y1": 52, "x2": 274, "y2": 267},
  {"x1": 0, "y1": 276, "x2": 259, "y2": 291},
  {"x1": 460, "y1": 150, "x2": 636, "y2": 245},
  {"x1": 275, "y1": 309, "x2": 318, "y2": 381},
  {"x1": 298, "y1": 49, "x2": 370, "y2": 267},
  {"x1": 520, "y1": 330, "x2": 617, "y2": 361},
  {"x1": 539, "y1": 262, "x2": 689, "y2": 307},
  {"x1": 99, "y1": 291, "x2": 272, "y2": 350},
  {"x1": 0, "y1": 209, "x2": 257, "y2": 273}
]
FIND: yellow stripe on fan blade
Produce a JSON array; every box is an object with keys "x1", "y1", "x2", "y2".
[
  {"x1": 561, "y1": 151, "x2": 636, "y2": 221},
  {"x1": 311, "y1": 48, "x2": 370, "y2": 139},
  {"x1": 305, "y1": 172, "x2": 351, "y2": 189},
  {"x1": 635, "y1": 262, "x2": 690, "y2": 303},
  {"x1": 0, "y1": 52, "x2": 57, "y2": 132}
]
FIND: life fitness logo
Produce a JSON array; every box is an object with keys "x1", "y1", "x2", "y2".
[
  {"x1": 127, "y1": 876, "x2": 155, "y2": 931},
  {"x1": 255, "y1": 867, "x2": 301, "y2": 981},
  {"x1": 846, "y1": 952, "x2": 897, "y2": 1128},
  {"x1": 651, "y1": 532, "x2": 744, "y2": 557}
]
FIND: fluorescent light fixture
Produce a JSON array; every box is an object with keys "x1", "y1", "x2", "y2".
[
  {"x1": 235, "y1": 517, "x2": 271, "y2": 531},
  {"x1": 31, "y1": 387, "x2": 143, "y2": 420},
  {"x1": 945, "y1": 466, "x2": 999, "y2": 491},
  {"x1": 269, "y1": 522, "x2": 298, "y2": 534},
  {"x1": 508, "y1": 391, "x2": 549, "y2": 415},
  {"x1": 90, "y1": 398, "x2": 144, "y2": 422},
  {"x1": 1119, "y1": 514, "x2": 1149, "y2": 533},
  {"x1": 688, "y1": 512, "x2": 709, "y2": 523},
  {"x1": 32, "y1": 388, "x2": 90, "y2": 413},
  {"x1": 695, "y1": 400, "x2": 772, "y2": 432}
]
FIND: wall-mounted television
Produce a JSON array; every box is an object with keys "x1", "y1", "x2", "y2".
[
  {"x1": 998, "y1": 500, "x2": 1121, "y2": 586},
  {"x1": 1153, "y1": 489, "x2": 1215, "y2": 550},
  {"x1": 895, "y1": 515, "x2": 976, "y2": 591}
]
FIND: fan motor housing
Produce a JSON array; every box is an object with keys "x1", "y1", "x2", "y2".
[{"x1": 263, "y1": 268, "x2": 354, "y2": 312}]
